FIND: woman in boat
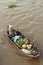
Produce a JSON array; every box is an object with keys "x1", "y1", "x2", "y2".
[
  {"x1": 7, "y1": 25, "x2": 24, "y2": 38},
  {"x1": 7, "y1": 25, "x2": 15, "y2": 38}
]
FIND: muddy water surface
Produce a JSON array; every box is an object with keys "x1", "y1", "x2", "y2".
[{"x1": 0, "y1": 0, "x2": 43, "y2": 65}]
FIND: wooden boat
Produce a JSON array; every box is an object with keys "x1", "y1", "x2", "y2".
[{"x1": 7, "y1": 26, "x2": 40, "y2": 58}]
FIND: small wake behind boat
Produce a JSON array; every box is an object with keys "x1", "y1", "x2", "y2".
[{"x1": 7, "y1": 25, "x2": 40, "y2": 58}]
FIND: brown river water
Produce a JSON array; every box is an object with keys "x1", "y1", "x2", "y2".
[{"x1": 0, "y1": 0, "x2": 43, "y2": 65}]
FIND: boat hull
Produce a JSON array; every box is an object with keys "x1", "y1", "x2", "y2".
[{"x1": 7, "y1": 28, "x2": 40, "y2": 58}]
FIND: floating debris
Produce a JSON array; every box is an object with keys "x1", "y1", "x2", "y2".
[{"x1": 8, "y1": 4, "x2": 17, "y2": 8}]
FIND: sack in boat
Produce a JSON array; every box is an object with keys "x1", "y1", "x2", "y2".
[
  {"x1": 17, "y1": 39, "x2": 24, "y2": 47},
  {"x1": 22, "y1": 44, "x2": 27, "y2": 49},
  {"x1": 21, "y1": 49, "x2": 33, "y2": 54},
  {"x1": 11, "y1": 36, "x2": 20, "y2": 42},
  {"x1": 21, "y1": 49, "x2": 29, "y2": 53},
  {"x1": 23, "y1": 38, "x2": 29, "y2": 44}
]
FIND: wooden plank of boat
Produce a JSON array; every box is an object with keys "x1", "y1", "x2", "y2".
[{"x1": 7, "y1": 29, "x2": 40, "y2": 58}]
